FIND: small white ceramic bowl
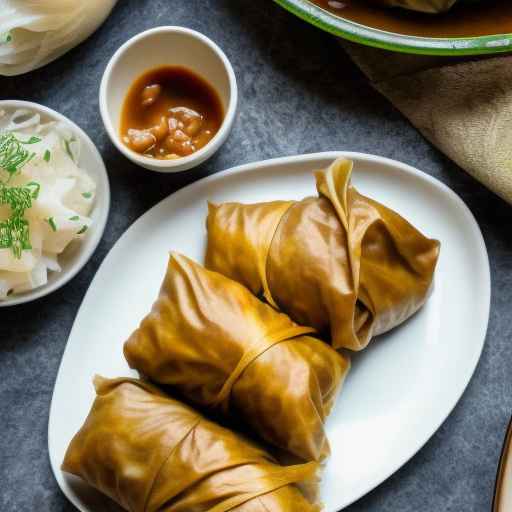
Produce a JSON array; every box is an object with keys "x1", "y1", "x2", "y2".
[
  {"x1": 0, "y1": 100, "x2": 110, "y2": 307},
  {"x1": 100, "y1": 26, "x2": 238, "y2": 173}
]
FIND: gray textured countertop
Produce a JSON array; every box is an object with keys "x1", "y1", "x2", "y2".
[{"x1": 1, "y1": 1, "x2": 511, "y2": 510}]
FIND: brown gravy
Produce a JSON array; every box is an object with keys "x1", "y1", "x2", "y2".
[
  {"x1": 120, "y1": 66, "x2": 224, "y2": 159},
  {"x1": 310, "y1": 0, "x2": 512, "y2": 38}
]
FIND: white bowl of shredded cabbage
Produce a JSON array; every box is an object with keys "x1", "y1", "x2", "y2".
[{"x1": 0, "y1": 100, "x2": 110, "y2": 306}]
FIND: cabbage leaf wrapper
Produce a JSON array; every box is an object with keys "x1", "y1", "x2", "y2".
[
  {"x1": 206, "y1": 158, "x2": 440, "y2": 351},
  {"x1": 124, "y1": 253, "x2": 350, "y2": 462},
  {"x1": 369, "y1": 0, "x2": 456, "y2": 12},
  {"x1": 62, "y1": 377, "x2": 320, "y2": 512},
  {"x1": 368, "y1": 0, "x2": 480, "y2": 13}
]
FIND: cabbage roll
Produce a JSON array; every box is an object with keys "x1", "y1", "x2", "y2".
[
  {"x1": 369, "y1": 0, "x2": 479, "y2": 13},
  {"x1": 124, "y1": 253, "x2": 349, "y2": 462},
  {"x1": 62, "y1": 377, "x2": 320, "y2": 512},
  {"x1": 370, "y1": 0, "x2": 456, "y2": 12},
  {"x1": 206, "y1": 158, "x2": 440, "y2": 351}
]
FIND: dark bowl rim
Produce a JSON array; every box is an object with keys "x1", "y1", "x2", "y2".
[{"x1": 274, "y1": 0, "x2": 512, "y2": 56}]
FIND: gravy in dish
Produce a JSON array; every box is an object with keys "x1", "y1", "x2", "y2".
[
  {"x1": 121, "y1": 66, "x2": 224, "y2": 159},
  {"x1": 311, "y1": 0, "x2": 512, "y2": 38}
]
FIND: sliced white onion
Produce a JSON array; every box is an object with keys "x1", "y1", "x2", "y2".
[
  {"x1": 0, "y1": 109, "x2": 95, "y2": 299},
  {"x1": 0, "y1": 0, "x2": 118, "y2": 76},
  {"x1": 41, "y1": 253, "x2": 61, "y2": 273}
]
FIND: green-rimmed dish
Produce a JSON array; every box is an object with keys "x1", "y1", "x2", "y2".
[{"x1": 274, "y1": 0, "x2": 512, "y2": 56}]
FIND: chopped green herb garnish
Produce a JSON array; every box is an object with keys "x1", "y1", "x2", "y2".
[
  {"x1": 0, "y1": 132, "x2": 40, "y2": 177},
  {"x1": 46, "y1": 217, "x2": 57, "y2": 232},
  {"x1": 0, "y1": 188, "x2": 33, "y2": 254},
  {"x1": 82, "y1": 191, "x2": 92, "y2": 199},
  {"x1": 64, "y1": 137, "x2": 76, "y2": 162},
  {"x1": 77, "y1": 225, "x2": 88, "y2": 235},
  {"x1": 0, "y1": 216, "x2": 31, "y2": 259},
  {"x1": 0, "y1": 186, "x2": 33, "y2": 216},
  {"x1": 25, "y1": 182, "x2": 40, "y2": 199},
  {"x1": 43, "y1": 149, "x2": 51, "y2": 163},
  {"x1": 69, "y1": 215, "x2": 80, "y2": 221},
  {"x1": 0, "y1": 132, "x2": 41, "y2": 258}
]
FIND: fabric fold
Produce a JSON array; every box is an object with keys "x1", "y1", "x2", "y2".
[{"x1": 343, "y1": 42, "x2": 512, "y2": 205}]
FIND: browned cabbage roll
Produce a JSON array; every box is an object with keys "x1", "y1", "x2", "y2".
[
  {"x1": 206, "y1": 158, "x2": 440, "y2": 351},
  {"x1": 369, "y1": 0, "x2": 457, "y2": 13},
  {"x1": 62, "y1": 377, "x2": 320, "y2": 512},
  {"x1": 124, "y1": 253, "x2": 350, "y2": 462}
]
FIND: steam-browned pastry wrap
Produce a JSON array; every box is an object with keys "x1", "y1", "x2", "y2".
[
  {"x1": 206, "y1": 158, "x2": 440, "y2": 351},
  {"x1": 62, "y1": 377, "x2": 320, "y2": 512},
  {"x1": 124, "y1": 253, "x2": 349, "y2": 462}
]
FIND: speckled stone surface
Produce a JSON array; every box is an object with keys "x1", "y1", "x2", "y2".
[{"x1": 0, "y1": 1, "x2": 511, "y2": 510}]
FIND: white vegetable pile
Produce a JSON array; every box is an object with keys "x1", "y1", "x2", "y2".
[
  {"x1": 0, "y1": 0, "x2": 118, "y2": 76},
  {"x1": 0, "y1": 109, "x2": 96, "y2": 299}
]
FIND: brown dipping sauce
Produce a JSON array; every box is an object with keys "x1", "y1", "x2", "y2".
[
  {"x1": 121, "y1": 66, "x2": 224, "y2": 159},
  {"x1": 311, "y1": 0, "x2": 512, "y2": 38}
]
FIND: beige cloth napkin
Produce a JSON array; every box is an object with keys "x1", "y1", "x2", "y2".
[{"x1": 343, "y1": 42, "x2": 512, "y2": 204}]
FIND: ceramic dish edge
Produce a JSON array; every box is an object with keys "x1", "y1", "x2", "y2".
[
  {"x1": 47, "y1": 151, "x2": 491, "y2": 511},
  {"x1": 274, "y1": 0, "x2": 512, "y2": 56}
]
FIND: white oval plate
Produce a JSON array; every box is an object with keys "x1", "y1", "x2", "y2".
[
  {"x1": 48, "y1": 152, "x2": 490, "y2": 511},
  {"x1": 0, "y1": 100, "x2": 110, "y2": 307}
]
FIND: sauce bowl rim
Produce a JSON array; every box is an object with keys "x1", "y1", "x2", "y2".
[{"x1": 99, "y1": 26, "x2": 238, "y2": 173}]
